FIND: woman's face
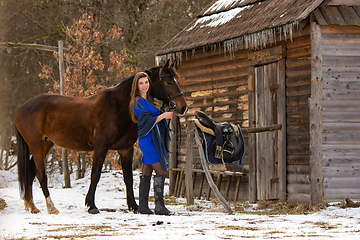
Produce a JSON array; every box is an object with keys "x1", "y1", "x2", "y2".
[{"x1": 138, "y1": 77, "x2": 150, "y2": 97}]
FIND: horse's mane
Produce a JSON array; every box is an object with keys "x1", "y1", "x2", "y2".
[{"x1": 115, "y1": 66, "x2": 161, "y2": 88}]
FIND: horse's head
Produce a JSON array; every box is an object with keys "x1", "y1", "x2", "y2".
[{"x1": 150, "y1": 59, "x2": 188, "y2": 115}]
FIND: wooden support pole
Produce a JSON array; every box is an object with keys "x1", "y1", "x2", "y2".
[
  {"x1": 234, "y1": 176, "x2": 241, "y2": 202},
  {"x1": 185, "y1": 120, "x2": 195, "y2": 204},
  {"x1": 309, "y1": 22, "x2": 324, "y2": 207},
  {"x1": 248, "y1": 66, "x2": 257, "y2": 203},
  {"x1": 169, "y1": 114, "x2": 178, "y2": 195},
  {"x1": 195, "y1": 128, "x2": 233, "y2": 214},
  {"x1": 198, "y1": 173, "x2": 205, "y2": 199}
]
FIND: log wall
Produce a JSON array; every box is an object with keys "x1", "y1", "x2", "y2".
[
  {"x1": 176, "y1": 48, "x2": 251, "y2": 201},
  {"x1": 285, "y1": 36, "x2": 312, "y2": 203},
  {"x1": 321, "y1": 26, "x2": 360, "y2": 200}
]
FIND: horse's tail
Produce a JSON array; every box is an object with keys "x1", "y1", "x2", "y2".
[{"x1": 16, "y1": 127, "x2": 35, "y2": 200}]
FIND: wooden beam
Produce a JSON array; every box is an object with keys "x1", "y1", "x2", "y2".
[
  {"x1": 0, "y1": 42, "x2": 69, "y2": 52},
  {"x1": 309, "y1": 22, "x2": 324, "y2": 207},
  {"x1": 327, "y1": 0, "x2": 360, "y2": 6},
  {"x1": 248, "y1": 46, "x2": 286, "y2": 66}
]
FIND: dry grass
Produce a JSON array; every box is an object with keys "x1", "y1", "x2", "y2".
[{"x1": 234, "y1": 199, "x2": 327, "y2": 215}]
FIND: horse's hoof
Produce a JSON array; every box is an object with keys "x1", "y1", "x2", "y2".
[
  {"x1": 88, "y1": 208, "x2": 100, "y2": 214},
  {"x1": 49, "y1": 209, "x2": 60, "y2": 215},
  {"x1": 30, "y1": 208, "x2": 41, "y2": 214}
]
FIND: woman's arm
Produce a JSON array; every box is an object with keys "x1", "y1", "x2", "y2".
[{"x1": 156, "y1": 111, "x2": 173, "y2": 123}]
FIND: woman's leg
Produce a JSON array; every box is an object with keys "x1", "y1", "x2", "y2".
[
  {"x1": 150, "y1": 162, "x2": 167, "y2": 176},
  {"x1": 138, "y1": 164, "x2": 154, "y2": 214},
  {"x1": 142, "y1": 164, "x2": 154, "y2": 176},
  {"x1": 151, "y1": 163, "x2": 173, "y2": 215}
]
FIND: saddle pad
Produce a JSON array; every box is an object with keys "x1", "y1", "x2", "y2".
[{"x1": 199, "y1": 124, "x2": 245, "y2": 165}]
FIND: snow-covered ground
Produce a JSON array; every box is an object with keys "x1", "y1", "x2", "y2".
[{"x1": 1, "y1": 169, "x2": 360, "y2": 240}]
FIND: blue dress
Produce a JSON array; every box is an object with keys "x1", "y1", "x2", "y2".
[{"x1": 134, "y1": 97, "x2": 160, "y2": 165}]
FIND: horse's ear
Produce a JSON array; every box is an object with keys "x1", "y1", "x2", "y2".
[
  {"x1": 170, "y1": 60, "x2": 177, "y2": 69},
  {"x1": 162, "y1": 59, "x2": 170, "y2": 71}
]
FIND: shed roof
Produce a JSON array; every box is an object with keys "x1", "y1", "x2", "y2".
[{"x1": 156, "y1": 0, "x2": 324, "y2": 58}]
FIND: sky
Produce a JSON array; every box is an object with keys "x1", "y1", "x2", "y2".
[{"x1": 1, "y1": 168, "x2": 360, "y2": 240}]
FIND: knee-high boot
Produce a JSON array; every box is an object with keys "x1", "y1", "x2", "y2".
[
  {"x1": 154, "y1": 175, "x2": 174, "y2": 215},
  {"x1": 137, "y1": 175, "x2": 154, "y2": 214}
]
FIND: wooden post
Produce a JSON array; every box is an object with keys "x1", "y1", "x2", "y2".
[
  {"x1": 194, "y1": 128, "x2": 233, "y2": 214},
  {"x1": 278, "y1": 59, "x2": 287, "y2": 201},
  {"x1": 248, "y1": 66, "x2": 257, "y2": 203},
  {"x1": 169, "y1": 114, "x2": 178, "y2": 195},
  {"x1": 309, "y1": 22, "x2": 324, "y2": 207},
  {"x1": 185, "y1": 120, "x2": 194, "y2": 205},
  {"x1": 58, "y1": 40, "x2": 71, "y2": 188}
]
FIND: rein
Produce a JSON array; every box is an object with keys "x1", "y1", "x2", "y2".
[{"x1": 158, "y1": 68, "x2": 184, "y2": 153}]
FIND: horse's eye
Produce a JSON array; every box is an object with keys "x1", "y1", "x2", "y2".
[{"x1": 166, "y1": 81, "x2": 173, "y2": 86}]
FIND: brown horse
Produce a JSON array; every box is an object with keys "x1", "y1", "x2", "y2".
[{"x1": 15, "y1": 60, "x2": 187, "y2": 214}]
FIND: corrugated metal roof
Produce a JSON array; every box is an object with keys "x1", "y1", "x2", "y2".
[{"x1": 156, "y1": 0, "x2": 324, "y2": 57}]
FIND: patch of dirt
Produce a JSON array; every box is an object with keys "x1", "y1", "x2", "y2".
[
  {"x1": 0, "y1": 198, "x2": 7, "y2": 210},
  {"x1": 339, "y1": 198, "x2": 360, "y2": 208}
]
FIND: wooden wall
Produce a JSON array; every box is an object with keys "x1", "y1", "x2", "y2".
[
  {"x1": 321, "y1": 26, "x2": 360, "y2": 200},
  {"x1": 176, "y1": 48, "x2": 252, "y2": 201},
  {"x1": 285, "y1": 36, "x2": 312, "y2": 203}
]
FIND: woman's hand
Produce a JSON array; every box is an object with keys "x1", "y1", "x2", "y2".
[{"x1": 156, "y1": 111, "x2": 173, "y2": 123}]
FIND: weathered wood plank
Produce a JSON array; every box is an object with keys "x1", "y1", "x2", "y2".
[
  {"x1": 322, "y1": 44, "x2": 360, "y2": 56},
  {"x1": 287, "y1": 184, "x2": 310, "y2": 194},
  {"x1": 323, "y1": 88, "x2": 360, "y2": 100},
  {"x1": 323, "y1": 122, "x2": 360, "y2": 132},
  {"x1": 286, "y1": 75, "x2": 311, "y2": 87},
  {"x1": 338, "y1": 6, "x2": 360, "y2": 26},
  {"x1": 321, "y1": 25, "x2": 360, "y2": 34},
  {"x1": 324, "y1": 189, "x2": 360, "y2": 200},
  {"x1": 328, "y1": 0, "x2": 360, "y2": 6},
  {"x1": 323, "y1": 78, "x2": 360, "y2": 90},
  {"x1": 312, "y1": 8, "x2": 328, "y2": 25},
  {"x1": 323, "y1": 111, "x2": 360, "y2": 122},
  {"x1": 323, "y1": 167, "x2": 360, "y2": 178},
  {"x1": 287, "y1": 174, "x2": 310, "y2": 184},
  {"x1": 320, "y1": 6, "x2": 347, "y2": 26},
  {"x1": 322, "y1": 66, "x2": 360, "y2": 78},
  {"x1": 322, "y1": 33, "x2": 360, "y2": 45},
  {"x1": 287, "y1": 45, "x2": 311, "y2": 58},
  {"x1": 179, "y1": 58, "x2": 249, "y2": 78},
  {"x1": 286, "y1": 65, "x2": 311, "y2": 78},
  {"x1": 184, "y1": 67, "x2": 249, "y2": 84},
  {"x1": 323, "y1": 55, "x2": 360, "y2": 67},
  {"x1": 323, "y1": 144, "x2": 360, "y2": 156},
  {"x1": 287, "y1": 193, "x2": 310, "y2": 203},
  {"x1": 323, "y1": 156, "x2": 360, "y2": 167},
  {"x1": 286, "y1": 55, "x2": 311, "y2": 68},
  {"x1": 249, "y1": 46, "x2": 286, "y2": 66},
  {"x1": 286, "y1": 85, "x2": 311, "y2": 97}
]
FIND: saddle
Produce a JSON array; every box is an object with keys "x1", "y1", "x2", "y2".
[{"x1": 194, "y1": 111, "x2": 245, "y2": 165}]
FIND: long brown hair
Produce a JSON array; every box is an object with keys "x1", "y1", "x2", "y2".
[{"x1": 129, "y1": 72, "x2": 157, "y2": 123}]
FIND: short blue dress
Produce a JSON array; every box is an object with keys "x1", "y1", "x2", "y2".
[{"x1": 134, "y1": 97, "x2": 160, "y2": 165}]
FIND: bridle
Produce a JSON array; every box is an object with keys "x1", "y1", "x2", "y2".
[{"x1": 159, "y1": 68, "x2": 184, "y2": 110}]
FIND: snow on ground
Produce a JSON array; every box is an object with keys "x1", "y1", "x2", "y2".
[{"x1": 1, "y1": 169, "x2": 360, "y2": 240}]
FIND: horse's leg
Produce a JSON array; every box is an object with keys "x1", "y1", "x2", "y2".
[
  {"x1": 23, "y1": 157, "x2": 39, "y2": 213},
  {"x1": 34, "y1": 139, "x2": 59, "y2": 214},
  {"x1": 16, "y1": 127, "x2": 40, "y2": 213},
  {"x1": 85, "y1": 147, "x2": 108, "y2": 214},
  {"x1": 118, "y1": 146, "x2": 138, "y2": 212}
]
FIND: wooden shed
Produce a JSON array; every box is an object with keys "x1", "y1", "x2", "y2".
[{"x1": 156, "y1": 0, "x2": 360, "y2": 205}]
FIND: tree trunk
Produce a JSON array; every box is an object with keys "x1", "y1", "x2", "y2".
[{"x1": 62, "y1": 148, "x2": 71, "y2": 188}]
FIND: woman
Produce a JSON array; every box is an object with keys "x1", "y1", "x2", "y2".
[{"x1": 129, "y1": 72, "x2": 174, "y2": 215}]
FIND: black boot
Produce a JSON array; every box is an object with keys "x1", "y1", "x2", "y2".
[
  {"x1": 137, "y1": 175, "x2": 154, "y2": 214},
  {"x1": 154, "y1": 175, "x2": 174, "y2": 215}
]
